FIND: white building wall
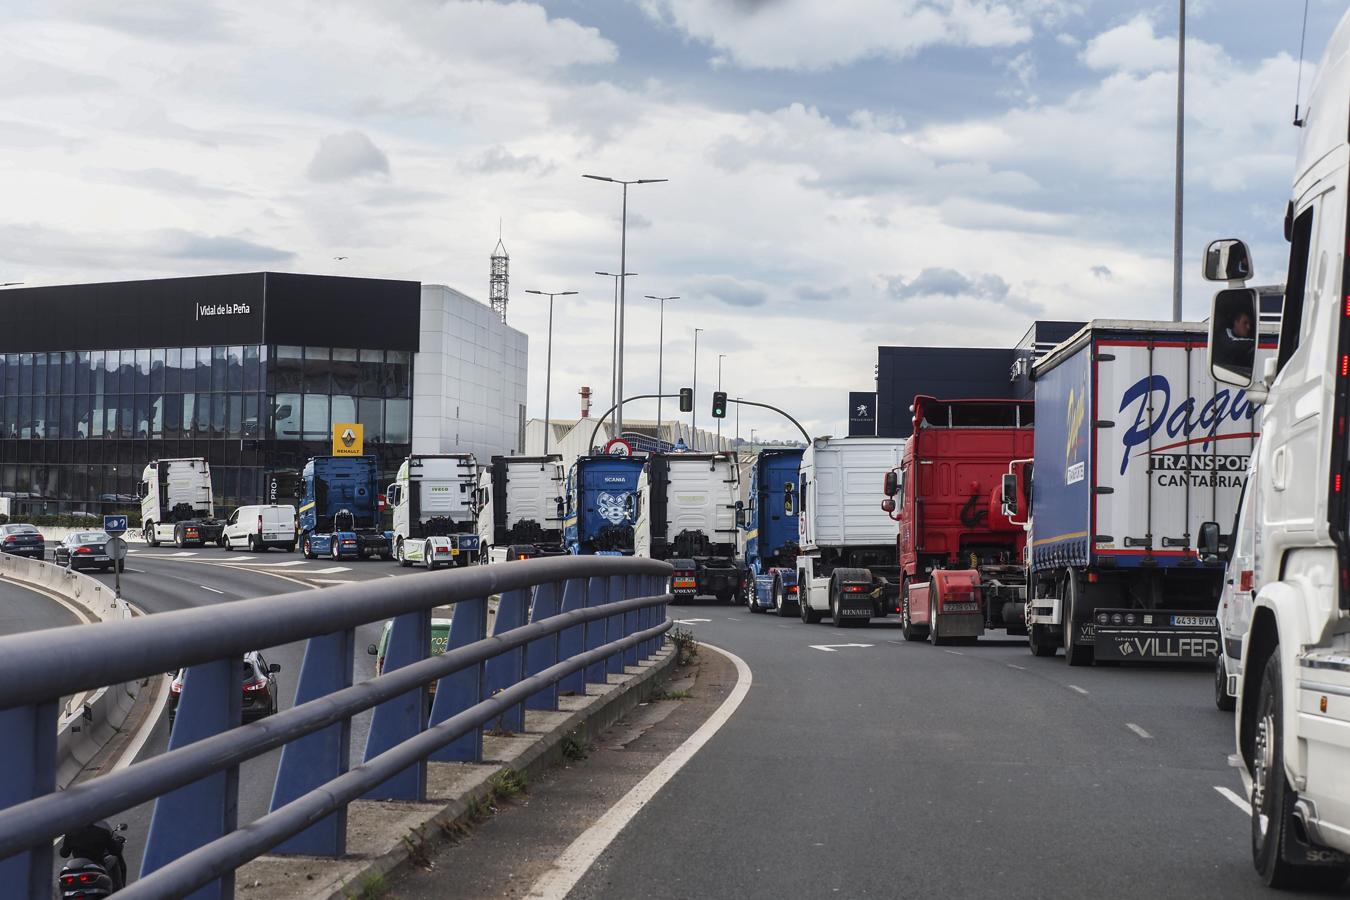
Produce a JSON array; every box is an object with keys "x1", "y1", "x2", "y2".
[{"x1": 413, "y1": 285, "x2": 528, "y2": 461}]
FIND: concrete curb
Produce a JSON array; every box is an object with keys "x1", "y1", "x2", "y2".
[
  {"x1": 0, "y1": 553, "x2": 142, "y2": 788},
  {"x1": 234, "y1": 645, "x2": 679, "y2": 900}
]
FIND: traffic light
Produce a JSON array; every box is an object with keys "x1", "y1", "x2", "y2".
[
  {"x1": 679, "y1": 387, "x2": 693, "y2": 412},
  {"x1": 711, "y1": 391, "x2": 728, "y2": 419}
]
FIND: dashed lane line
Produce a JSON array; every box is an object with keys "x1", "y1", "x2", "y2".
[
  {"x1": 199, "y1": 586, "x2": 226, "y2": 595},
  {"x1": 307, "y1": 566, "x2": 352, "y2": 575},
  {"x1": 1214, "y1": 786, "x2": 1251, "y2": 815},
  {"x1": 943, "y1": 649, "x2": 964, "y2": 656},
  {"x1": 1007, "y1": 664, "x2": 1027, "y2": 670},
  {"x1": 1126, "y1": 722, "x2": 1153, "y2": 739},
  {"x1": 1068, "y1": 684, "x2": 1089, "y2": 695}
]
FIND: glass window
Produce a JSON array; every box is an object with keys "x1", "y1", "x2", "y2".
[
  {"x1": 243, "y1": 394, "x2": 261, "y2": 439},
  {"x1": 75, "y1": 352, "x2": 91, "y2": 394},
  {"x1": 103, "y1": 351, "x2": 118, "y2": 394},
  {"x1": 358, "y1": 349, "x2": 382, "y2": 396},
  {"x1": 194, "y1": 393, "x2": 211, "y2": 437},
  {"x1": 150, "y1": 395, "x2": 164, "y2": 439},
  {"x1": 135, "y1": 395, "x2": 152, "y2": 438},
  {"x1": 227, "y1": 346, "x2": 244, "y2": 391},
  {"x1": 274, "y1": 393, "x2": 300, "y2": 440},
  {"x1": 163, "y1": 394, "x2": 182, "y2": 435},
  {"x1": 358, "y1": 398, "x2": 383, "y2": 443},
  {"x1": 19, "y1": 353, "x2": 32, "y2": 395},
  {"x1": 103, "y1": 404, "x2": 117, "y2": 440},
  {"x1": 46, "y1": 396, "x2": 59, "y2": 438},
  {"x1": 384, "y1": 350, "x2": 411, "y2": 399},
  {"x1": 4, "y1": 395, "x2": 17, "y2": 439},
  {"x1": 274, "y1": 346, "x2": 303, "y2": 393},
  {"x1": 302, "y1": 394, "x2": 329, "y2": 441},
  {"x1": 90, "y1": 393, "x2": 104, "y2": 438},
  {"x1": 331, "y1": 348, "x2": 359, "y2": 394},
  {"x1": 165, "y1": 348, "x2": 182, "y2": 394},
  {"x1": 18, "y1": 397, "x2": 31, "y2": 439},
  {"x1": 331, "y1": 394, "x2": 357, "y2": 430},
  {"x1": 150, "y1": 349, "x2": 165, "y2": 394},
  {"x1": 136, "y1": 349, "x2": 151, "y2": 394},
  {"x1": 4, "y1": 354, "x2": 17, "y2": 396},
  {"x1": 304, "y1": 346, "x2": 331, "y2": 394},
  {"x1": 211, "y1": 392, "x2": 226, "y2": 437},
  {"x1": 227, "y1": 394, "x2": 242, "y2": 438},
  {"x1": 34, "y1": 353, "x2": 48, "y2": 396},
  {"x1": 385, "y1": 398, "x2": 410, "y2": 444},
  {"x1": 243, "y1": 345, "x2": 260, "y2": 392},
  {"x1": 121, "y1": 350, "x2": 136, "y2": 395},
  {"x1": 119, "y1": 395, "x2": 134, "y2": 439},
  {"x1": 196, "y1": 348, "x2": 212, "y2": 392},
  {"x1": 63, "y1": 352, "x2": 77, "y2": 396},
  {"x1": 90, "y1": 351, "x2": 105, "y2": 395},
  {"x1": 212, "y1": 347, "x2": 227, "y2": 392},
  {"x1": 181, "y1": 394, "x2": 195, "y2": 439}
]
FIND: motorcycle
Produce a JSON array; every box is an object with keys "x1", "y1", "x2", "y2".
[{"x1": 57, "y1": 821, "x2": 128, "y2": 897}]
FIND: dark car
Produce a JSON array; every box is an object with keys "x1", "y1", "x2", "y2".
[
  {"x1": 54, "y1": 531, "x2": 124, "y2": 572},
  {"x1": 0, "y1": 523, "x2": 46, "y2": 560},
  {"x1": 168, "y1": 651, "x2": 281, "y2": 726}
]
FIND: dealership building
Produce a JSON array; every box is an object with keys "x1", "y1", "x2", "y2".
[{"x1": 0, "y1": 272, "x2": 527, "y2": 516}]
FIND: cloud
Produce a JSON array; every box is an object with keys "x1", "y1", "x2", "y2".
[
  {"x1": 154, "y1": 229, "x2": 294, "y2": 262},
  {"x1": 887, "y1": 267, "x2": 1042, "y2": 316},
  {"x1": 0, "y1": 56, "x2": 114, "y2": 97},
  {"x1": 689, "y1": 274, "x2": 770, "y2": 307},
  {"x1": 0, "y1": 223, "x2": 293, "y2": 270},
  {"x1": 464, "y1": 145, "x2": 556, "y2": 175},
  {"x1": 1082, "y1": 15, "x2": 1175, "y2": 73},
  {"x1": 306, "y1": 131, "x2": 391, "y2": 182},
  {"x1": 86, "y1": 167, "x2": 243, "y2": 199},
  {"x1": 1091, "y1": 265, "x2": 1113, "y2": 280}
]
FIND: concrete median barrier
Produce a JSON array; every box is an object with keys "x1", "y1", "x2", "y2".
[{"x1": 0, "y1": 552, "x2": 141, "y2": 787}]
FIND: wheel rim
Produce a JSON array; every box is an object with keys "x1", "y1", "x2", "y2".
[{"x1": 1253, "y1": 711, "x2": 1275, "y2": 838}]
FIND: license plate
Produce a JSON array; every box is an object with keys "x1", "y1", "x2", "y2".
[
  {"x1": 92, "y1": 555, "x2": 108, "y2": 561},
  {"x1": 1170, "y1": 615, "x2": 1217, "y2": 628},
  {"x1": 942, "y1": 601, "x2": 979, "y2": 613},
  {"x1": 264, "y1": 533, "x2": 277, "y2": 540},
  {"x1": 451, "y1": 548, "x2": 459, "y2": 556}
]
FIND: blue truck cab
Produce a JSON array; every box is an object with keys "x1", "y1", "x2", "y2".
[
  {"x1": 564, "y1": 454, "x2": 646, "y2": 555},
  {"x1": 744, "y1": 448, "x2": 804, "y2": 614},
  {"x1": 298, "y1": 454, "x2": 394, "y2": 561}
]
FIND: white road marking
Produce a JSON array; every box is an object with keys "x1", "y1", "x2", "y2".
[
  {"x1": 1068, "y1": 684, "x2": 1089, "y2": 695},
  {"x1": 199, "y1": 585, "x2": 226, "y2": 595},
  {"x1": 525, "y1": 643, "x2": 751, "y2": 900},
  {"x1": 672, "y1": 618, "x2": 711, "y2": 625},
  {"x1": 222, "y1": 560, "x2": 308, "y2": 568},
  {"x1": 311, "y1": 578, "x2": 354, "y2": 585},
  {"x1": 1126, "y1": 722, "x2": 1152, "y2": 739},
  {"x1": 1214, "y1": 785, "x2": 1252, "y2": 815},
  {"x1": 307, "y1": 566, "x2": 352, "y2": 575},
  {"x1": 809, "y1": 643, "x2": 874, "y2": 652},
  {"x1": 112, "y1": 675, "x2": 173, "y2": 773},
  {"x1": 943, "y1": 649, "x2": 964, "y2": 656},
  {"x1": 1006, "y1": 664, "x2": 1026, "y2": 670}
]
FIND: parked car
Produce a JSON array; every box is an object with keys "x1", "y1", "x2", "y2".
[
  {"x1": 0, "y1": 523, "x2": 46, "y2": 560},
  {"x1": 53, "y1": 531, "x2": 123, "y2": 572},
  {"x1": 168, "y1": 651, "x2": 281, "y2": 726},
  {"x1": 222, "y1": 504, "x2": 298, "y2": 553},
  {"x1": 368, "y1": 617, "x2": 453, "y2": 693}
]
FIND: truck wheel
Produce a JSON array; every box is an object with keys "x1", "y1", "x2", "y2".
[
  {"x1": 174, "y1": 527, "x2": 186, "y2": 549},
  {"x1": 1028, "y1": 624, "x2": 1058, "y2": 658},
  {"x1": 1215, "y1": 655, "x2": 1237, "y2": 712},
  {"x1": 145, "y1": 523, "x2": 160, "y2": 548},
  {"x1": 303, "y1": 536, "x2": 316, "y2": 559},
  {"x1": 773, "y1": 577, "x2": 791, "y2": 618},
  {"x1": 331, "y1": 540, "x2": 341, "y2": 561},
  {"x1": 748, "y1": 591, "x2": 762, "y2": 613},
  {"x1": 1251, "y1": 650, "x2": 1350, "y2": 888},
  {"x1": 1063, "y1": 571, "x2": 1093, "y2": 667},
  {"x1": 396, "y1": 541, "x2": 410, "y2": 568},
  {"x1": 800, "y1": 591, "x2": 823, "y2": 624},
  {"x1": 901, "y1": 595, "x2": 924, "y2": 642}
]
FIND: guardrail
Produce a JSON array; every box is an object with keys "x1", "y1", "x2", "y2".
[{"x1": 0, "y1": 556, "x2": 672, "y2": 900}]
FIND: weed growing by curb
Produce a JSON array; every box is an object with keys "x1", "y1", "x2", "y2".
[
  {"x1": 650, "y1": 688, "x2": 694, "y2": 700},
  {"x1": 668, "y1": 626, "x2": 699, "y2": 665},
  {"x1": 561, "y1": 731, "x2": 592, "y2": 761},
  {"x1": 345, "y1": 871, "x2": 388, "y2": 899},
  {"x1": 489, "y1": 768, "x2": 527, "y2": 799}
]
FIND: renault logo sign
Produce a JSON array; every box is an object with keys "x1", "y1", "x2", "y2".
[{"x1": 332, "y1": 422, "x2": 364, "y2": 456}]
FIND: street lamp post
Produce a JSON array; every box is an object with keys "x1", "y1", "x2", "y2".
[
  {"x1": 583, "y1": 174, "x2": 667, "y2": 432},
  {"x1": 1172, "y1": 0, "x2": 1185, "y2": 322},
  {"x1": 645, "y1": 295, "x2": 679, "y2": 448},
  {"x1": 596, "y1": 271, "x2": 636, "y2": 422},
  {"x1": 717, "y1": 354, "x2": 727, "y2": 444},
  {"x1": 525, "y1": 289, "x2": 577, "y2": 457},
  {"x1": 692, "y1": 328, "x2": 703, "y2": 449}
]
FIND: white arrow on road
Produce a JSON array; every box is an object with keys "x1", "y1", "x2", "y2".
[
  {"x1": 673, "y1": 618, "x2": 711, "y2": 625},
  {"x1": 809, "y1": 643, "x2": 874, "y2": 652}
]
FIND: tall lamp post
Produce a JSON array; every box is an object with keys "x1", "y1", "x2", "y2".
[
  {"x1": 1172, "y1": 0, "x2": 1185, "y2": 322},
  {"x1": 645, "y1": 295, "x2": 679, "y2": 448},
  {"x1": 717, "y1": 354, "x2": 727, "y2": 444},
  {"x1": 525, "y1": 289, "x2": 576, "y2": 457},
  {"x1": 596, "y1": 270, "x2": 636, "y2": 420},
  {"x1": 692, "y1": 327, "x2": 703, "y2": 449},
  {"x1": 583, "y1": 174, "x2": 667, "y2": 432}
]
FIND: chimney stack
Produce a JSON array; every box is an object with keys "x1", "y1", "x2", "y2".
[{"x1": 579, "y1": 385, "x2": 591, "y2": 418}]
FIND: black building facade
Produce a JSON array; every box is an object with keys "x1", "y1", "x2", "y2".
[{"x1": 0, "y1": 272, "x2": 421, "y2": 515}]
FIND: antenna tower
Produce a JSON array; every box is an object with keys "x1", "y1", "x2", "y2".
[{"x1": 490, "y1": 228, "x2": 509, "y2": 324}]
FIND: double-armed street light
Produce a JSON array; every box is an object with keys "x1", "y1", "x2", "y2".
[{"x1": 524, "y1": 289, "x2": 577, "y2": 456}]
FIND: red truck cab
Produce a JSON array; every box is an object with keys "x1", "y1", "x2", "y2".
[{"x1": 882, "y1": 396, "x2": 1033, "y2": 644}]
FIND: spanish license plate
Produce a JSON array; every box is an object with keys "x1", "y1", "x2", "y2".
[
  {"x1": 942, "y1": 601, "x2": 979, "y2": 613},
  {"x1": 1170, "y1": 615, "x2": 1217, "y2": 628},
  {"x1": 264, "y1": 533, "x2": 277, "y2": 540}
]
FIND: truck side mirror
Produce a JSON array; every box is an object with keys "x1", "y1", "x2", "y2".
[
  {"x1": 1001, "y1": 473, "x2": 1018, "y2": 517},
  {"x1": 1202, "y1": 238, "x2": 1253, "y2": 282},
  {"x1": 1208, "y1": 287, "x2": 1259, "y2": 387},
  {"x1": 880, "y1": 498, "x2": 896, "y2": 514},
  {"x1": 882, "y1": 470, "x2": 898, "y2": 497},
  {"x1": 735, "y1": 500, "x2": 745, "y2": 527},
  {"x1": 783, "y1": 482, "x2": 795, "y2": 516},
  {"x1": 1198, "y1": 520, "x2": 1222, "y2": 562}
]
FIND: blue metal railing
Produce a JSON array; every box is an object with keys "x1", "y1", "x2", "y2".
[{"x1": 0, "y1": 556, "x2": 672, "y2": 900}]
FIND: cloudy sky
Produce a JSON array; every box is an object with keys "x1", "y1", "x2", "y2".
[{"x1": 1, "y1": 1, "x2": 1342, "y2": 441}]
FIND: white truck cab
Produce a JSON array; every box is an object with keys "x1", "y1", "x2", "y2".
[
  {"x1": 476, "y1": 455, "x2": 567, "y2": 563},
  {"x1": 388, "y1": 454, "x2": 482, "y2": 569},
  {"x1": 1201, "y1": 12, "x2": 1350, "y2": 887}
]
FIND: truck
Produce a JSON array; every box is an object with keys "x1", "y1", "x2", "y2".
[
  {"x1": 1196, "y1": 13, "x2": 1350, "y2": 886},
  {"x1": 882, "y1": 396, "x2": 1033, "y2": 644},
  {"x1": 138, "y1": 458, "x2": 225, "y2": 548},
  {"x1": 476, "y1": 455, "x2": 567, "y2": 562},
  {"x1": 298, "y1": 455, "x2": 394, "y2": 561},
  {"x1": 744, "y1": 448, "x2": 804, "y2": 616},
  {"x1": 633, "y1": 452, "x2": 746, "y2": 603},
  {"x1": 797, "y1": 436, "x2": 905, "y2": 624},
  {"x1": 1006, "y1": 320, "x2": 1266, "y2": 666},
  {"x1": 387, "y1": 454, "x2": 482, "y2": 569},
  {"x1": 563, "y1": 454, "x2": 645, "y2": 555}
]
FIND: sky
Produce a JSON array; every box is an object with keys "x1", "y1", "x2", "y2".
[{"x1": 0, "y1": 0, "x2": 1344, "y2": 442}]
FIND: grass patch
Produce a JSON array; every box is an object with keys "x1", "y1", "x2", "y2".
[
  {"x1": 489, "y1": 768, "x2": 527, "y2": 800},
  {"x1": 345, "y1": 871, "x2": 388, "y2": 900},
  {"x1": 668, "y1": 626, "x2": 699, "y2": 665},
  {"x1": 650, "y1": 688, "x2": 694, "y2": 701},
  {"x1": 561, "y1": 731, "x2": 593, "y2": 761}
]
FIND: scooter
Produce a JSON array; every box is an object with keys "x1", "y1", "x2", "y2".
[{"x1": 57, "y1": 822, "x2": 128, "y2": 897}]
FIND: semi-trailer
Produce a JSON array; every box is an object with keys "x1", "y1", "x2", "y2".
[
  {"x1": 563, "y1": 454, "x2": 645, "y2": 556},
  {"x1": 476, "y1": 455, "x2": 566, "y2": 562},
  {"x1": 797, "y1": 436, "x2": 905, "y2": 624},
  {"x1": 387, "y1": 454, "x2": 482, "y2": 569},
  {"x1": 633, "y1": 451, "x2": 746, "y2": 603},
  {"x1": 744, "y1": 447, "x2": 804, "y2": 616},
  {"x1": 138, "y1": 457, "x2": 225, "y2": 548},
  {"x1": 298, "y1": 454, "x2": 394, "y2": 561},
  {"x1": 882, "y1": 396, "x2": 1033, "y2": 644}
]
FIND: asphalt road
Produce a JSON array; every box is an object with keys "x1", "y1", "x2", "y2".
[
  {"x1": 552, "y1": 603, "x2": 1341, "y2": 900},
  {"x1": 0, "y1": 575, "x2": 80, "y2": 635},
  {"x1": 67, "y1": 545, "x2": 432, "y2": 881}
]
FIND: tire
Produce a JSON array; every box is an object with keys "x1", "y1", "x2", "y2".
[
  {"x1": 303, "y1": 536, "x2": 316, "y2": 560},
  {"x1": 249, "y1": 536, "x2": 261, "y2": 553},
  {"x1": 774, "y1": 577, "x2": 793, "y2": 618},
  {"x1": 174, "y1": 527, "x2": 186, "y2": 549},
  {"x1": 1029, "y1": 623, "x2": 1058, "y2": 658},
  {"x1": 145, "y1": 523, "x2": 160, "y2": 548},
  {"x1": 222, "y1": 535, "x2": 233, "y2": 552},
  {"x1": 1250, "y1": 651, "x2": 1350, "y2": 889},
  {"x1": 1063, "y1": 570, "x2": 1093, "y2": 667},
  {"x1": 285, "y1": 541, "x2": 296, "y2": 553},
  {"x1": 800, "y1": 587, "x2": 823, "y2": 624},
  {"x1": 1215, "y1": 654, "x2": 1237, "y2": 712},
  {"x1": 331, "y1": 540, "x2": 341, "y2": 561},
  {"x1": 926, "y1": 578, "x2": 953, "y2": 646},
  {"x1": 215, "y1": 535, "x2": 226, "y2": 549},
  {"x1": 901, "y1": 593, "x2": 925, "y2": 642},
  {"x1": 397, "y1": 541, "x2": 411, "y2": 568}
]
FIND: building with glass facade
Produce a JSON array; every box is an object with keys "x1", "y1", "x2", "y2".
[{"x1": 0, "y1": 272, "x2": 422, "y2": 515}]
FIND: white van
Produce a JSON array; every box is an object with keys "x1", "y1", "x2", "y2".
[{"x1": 222, "y1": 504, "x2": 297, "y2": 552}]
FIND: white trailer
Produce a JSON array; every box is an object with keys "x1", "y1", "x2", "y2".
[
  {"x1": 797, "y1": 436, "x2": 905, "y2": 624},
  {"x1": 634, "y1": 452, "x2": 745, "y2": 602},
  {"x1": 476, "y1": 455, "x2": 567, "y2": 563},
  {"x1": 138, "y1": 458, "x2": 224, "y2": 547},
  {"x1": 388, "y1": 454, "x2": 482, "y2": 569}
]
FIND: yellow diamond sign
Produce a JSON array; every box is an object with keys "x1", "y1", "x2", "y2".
[{"x1": 332, "y1": 423, "x2": 364, "y2": 456}]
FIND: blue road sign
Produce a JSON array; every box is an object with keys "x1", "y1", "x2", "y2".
[{"x1": 103, "y1": 515, "x2": 128, "y2": 535}]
